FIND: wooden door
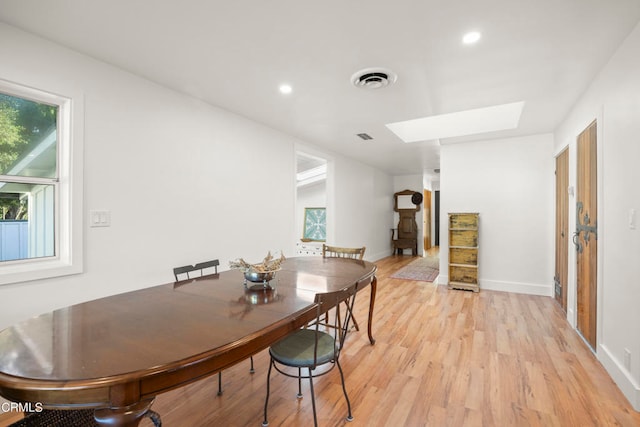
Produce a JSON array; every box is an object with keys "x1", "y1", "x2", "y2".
[
  {"x1": 423, "y1": 190, "x2": 432, "y2": 252},
  {"x1": 434, "y1": 191, "x2": 440, "y2": 246},
  {"x1": 555, "y1": 149, "x2": 569, "y2": 311},
  {"x1": 575, "y1": 120, "x2": 597, "y2": 350}
]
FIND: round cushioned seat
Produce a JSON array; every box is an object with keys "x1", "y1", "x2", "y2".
[{"x1": 269, "y1": 329, "x2": 336, "y2": 367}]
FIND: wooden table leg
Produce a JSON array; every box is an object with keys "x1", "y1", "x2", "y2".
[
  {"x1": 367, "y1": 276, "x2": 377, "y2": 345},
  {"x1": 94, "y1": 399, "x2": 154, "y2": 426}
]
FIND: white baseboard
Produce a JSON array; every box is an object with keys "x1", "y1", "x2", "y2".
[
  {"x1": 479, "y1": 279, "x2": 552, "y2": 296},
  {"x1": 371, "y1": 251, "x2": 395, "y2": 263},
  {"x1": 436, "y1": 276, "x2": 551, "y2": 296},
  {"x1": 599, "y1": 343, "x2": 640, "y2": 411}
]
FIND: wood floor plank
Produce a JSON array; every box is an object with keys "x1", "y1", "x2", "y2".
[{"x1": 5, "y1": 250, "x2": 635, "y2": 427}]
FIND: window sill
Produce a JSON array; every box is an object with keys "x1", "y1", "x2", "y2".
[{"x1": 0, "y1": 257, "x2": 82, "y2": 286}]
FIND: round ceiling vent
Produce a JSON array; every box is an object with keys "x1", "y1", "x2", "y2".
[{"x1": 351, "y1": 67, "x2": 397, "y2": 89}]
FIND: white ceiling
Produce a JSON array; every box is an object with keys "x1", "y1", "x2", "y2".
[{"x1": 1, "y1": 1, "x2": 639, "y2": 177}]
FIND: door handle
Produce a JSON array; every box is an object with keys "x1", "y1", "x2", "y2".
[
  {"x1": 575, "y1": 201, "x2": 597, "y2": 254},
  {"x1": 572, "y1": 231, "x2": 583, "y2": 253}
]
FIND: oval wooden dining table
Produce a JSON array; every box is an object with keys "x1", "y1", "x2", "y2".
[{"x1": 0, "y1": 257, "x2": 377, "y2": 426}]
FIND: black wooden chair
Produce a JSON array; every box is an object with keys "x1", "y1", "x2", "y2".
[
  {"x1": 262, "y1": 287, "x2": 357, "y2": 427},
  {"x1": 172, "y1": 259, "x2": 255, "y2": 396}
]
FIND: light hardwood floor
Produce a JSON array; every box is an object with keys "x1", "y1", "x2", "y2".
[{"x1": 2, "y1": 253, "x2": 639, "y2": 426}]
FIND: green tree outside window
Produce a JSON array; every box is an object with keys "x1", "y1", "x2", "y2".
[{"x1": 0, "y1": 93, "x2": 57, "y2": 219}]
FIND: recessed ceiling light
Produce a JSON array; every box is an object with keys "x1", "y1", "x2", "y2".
[
  {"x1": 462, "y1": 31, "x2": 481, "y2": 45},
  {"x1": 279, "y1": 84, "x2": 293, "y2": 94},
  {"x1": 385, "y1": 101, "x2": 525, "y2": 143}
]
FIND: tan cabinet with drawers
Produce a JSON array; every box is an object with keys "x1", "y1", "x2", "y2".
[{"x1": 448, "y1": 213, "x2": 479, "y2": 292}]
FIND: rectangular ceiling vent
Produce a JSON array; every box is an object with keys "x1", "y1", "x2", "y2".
[{"x1": 357, "y1": 133, "x2": 373, "y2": 140}]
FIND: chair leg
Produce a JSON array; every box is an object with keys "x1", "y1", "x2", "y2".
[
  {"x1": 262, "y1": 360, "x2": 274, "y2": 427},
  {"x1": 308, "y1": 371, "x2": 318, "y2": 427},
  {"x1": 145, "y1": 409, "x2": 162, "y2": 427},
  {"x1": 218, "y1": 357, "x2": 254, "y2": 397},
  {"x1": 346, "y1": 301, "x2": 360, "y2": 331},
  {"x1": 336, "y1": 359, "x2": 354, "y2": 422},
  {"x1": 297, "y1": 367, "x2": 303, "y2": 398}
]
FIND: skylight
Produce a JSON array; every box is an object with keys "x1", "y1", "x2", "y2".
[
  {"x1": 385, "y1": 101, "x2": 525, "y2": 143},
  {"x1": 296, "y1": 164, "x2": 326, "y2": 187}
]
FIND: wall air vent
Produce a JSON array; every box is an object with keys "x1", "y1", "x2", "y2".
[
  {"x1": 351, "y1": 67, "x2": 397, "y2": 90},
  {"x1": 357, "y1": 133, "x2": 373, "y2": 140}
]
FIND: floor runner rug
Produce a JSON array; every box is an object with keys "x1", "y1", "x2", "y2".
[{"x1": 390, "y1": 257, "x2": 439, "y2": 282}]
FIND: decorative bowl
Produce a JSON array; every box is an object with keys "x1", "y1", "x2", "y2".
[{"x1": 243, "y1": 269, "x2": 279, "y2": 283}]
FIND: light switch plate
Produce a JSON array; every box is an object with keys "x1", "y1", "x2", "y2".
[{"x1": 90, "y1": 210, "x2": 111, "y2": 227}]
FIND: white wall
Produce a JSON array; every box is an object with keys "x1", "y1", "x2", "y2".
[
  {"x1": 0, "y1": 23, "x2": 392, "y2": 329},
  {"x1": 330, "y1": 156, "x2": 393, "y2": 261},
  {"x1": 554, "y1": 21, "x2": 640, "y2": 410},
  {"x1": 439, "y1": 134, "x2": 555, "y2": 295}
]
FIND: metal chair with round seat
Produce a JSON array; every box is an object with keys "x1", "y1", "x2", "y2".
[{"x1": 261, "y1": 287, "x2": 357, "y2": 427}]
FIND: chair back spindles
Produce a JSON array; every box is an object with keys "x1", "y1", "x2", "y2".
[
  {"x1": 173, "y1": 259, "x2": 219, "y2": 281},
  {"x1": 322, "y1": 244, "x2": 365, "y2": 260},
  {"x1": 319, "y1": 244, "x2": 365, "y2": 335}
]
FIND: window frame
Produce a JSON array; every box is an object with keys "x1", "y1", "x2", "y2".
[{"x1": 0, "y1": 78, "x2": 83, "y2": 285}]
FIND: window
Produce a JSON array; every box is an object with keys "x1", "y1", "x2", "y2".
[{"x1": 0, "y1": 79, "x2": 83, "y2": 285}]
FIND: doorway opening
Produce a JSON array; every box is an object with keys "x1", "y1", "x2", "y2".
[
  {"x1": 295, "y1": 152, "x2": 328, "y2": 255},
  {"x1": 554, "y1": 148, "x2": 569, "y2": 313}
]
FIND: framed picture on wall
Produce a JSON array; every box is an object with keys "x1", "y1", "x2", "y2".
[{"x1": 302, "y1": 207, "x2": 326, "y2": 241}]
